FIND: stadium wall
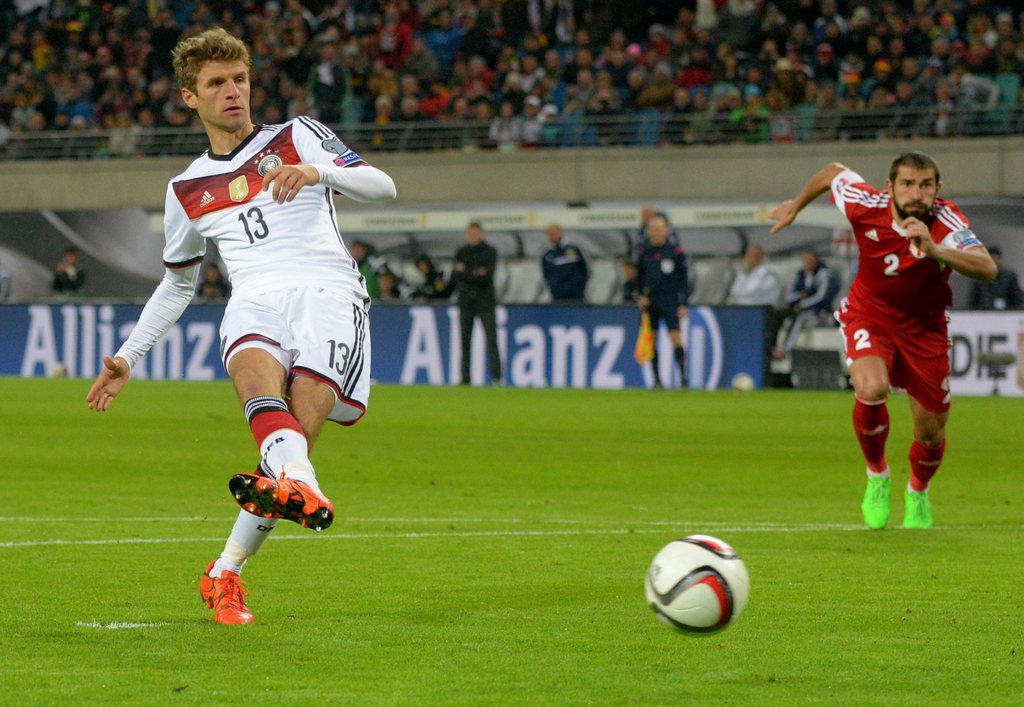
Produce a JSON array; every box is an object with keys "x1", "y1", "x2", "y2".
[{"x1": 2, "y1": 137, "x2": 1023, "y2": 212}]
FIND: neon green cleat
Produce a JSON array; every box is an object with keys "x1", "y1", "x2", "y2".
[
  {"x1": 861, "y1": 476, "x2": 891, "y2": 530},
  {"x1": 903, "y1": 488, "x2": 933, "y2": 529}
]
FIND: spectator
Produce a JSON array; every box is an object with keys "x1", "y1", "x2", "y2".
[
  {"x1": 488, "y1": 100, "x2": 522, "y2": 149},
  {"x1": 969, "y1": 247, "x2": 1022, "y2": 310},
  {"x1": 620, "y1": 259, "x2": 640, "y2": 304},
  {"x1": 196, "y1": 262, "x2": 231, "y2": 302},
  {"x1": 453, "y1": 222, "x2": 501, "y2": 385},
  {"x1": 350, "y1": 240, "x2": 381, "y2": 300},
  {"x1": 775, "y1": 250, "x2": 838, "y2": 357},
  {"x1": 377, "y1": 268, "x2": 411, "y2": 303},
  {"x1": 412, "y1": 254, "x2": 453, "y2": 302},
  {"x1": 541, "y1": 223, "x2": 589, "y2": 303},
  {"x1": 375, "y1": 7, "x2": 414, "y2": 70},
  {"x1": 307, "y1": 36, "x2": 351, "y2": 125},
  {"x1": 0, "y1": 258, "x2": 11, "y2": 301},
  {"x1": 52, "y1": 246, "x2": 86, "y2": 294},
  {"x1": 727, "y1": 245, "x2": 781, "y2": 306},
  {"x1": 520, "y1": 95, "x2": 550, "y2": 147}
]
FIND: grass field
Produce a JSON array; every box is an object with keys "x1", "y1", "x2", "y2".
[{"x1": 1, "y1": 377, "x2": 1022, "y2": 705}]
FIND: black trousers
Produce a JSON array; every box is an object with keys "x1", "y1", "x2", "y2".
[{"x1": 459, "y1": 294, "x2": 502, "y2": 383}]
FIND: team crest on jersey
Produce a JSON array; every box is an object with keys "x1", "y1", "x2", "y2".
[
  {"x1": 661, "y1": 260, "x2": 675, "y2": 274},
  {"x1": 228, "y1": 175, "x2": 249, "y2": 202},
  {"x1": 257, "y1": 153, "x2": 283, "y2": 176}
]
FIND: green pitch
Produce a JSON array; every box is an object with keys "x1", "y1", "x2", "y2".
[{"x1": 2, "y1": 378, "x2": 1022, "y2": 705}]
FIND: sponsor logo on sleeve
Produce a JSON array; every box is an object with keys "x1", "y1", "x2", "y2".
[
  {"x1": 333, "y1": 151, "x2": 365, "y2": 167},
  {"x1": 200, "y1": 190, "x2": 215, "y2": 208}
]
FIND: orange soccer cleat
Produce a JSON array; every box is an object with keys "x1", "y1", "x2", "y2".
[
  {"x1": 200, "y1": 561, "x2": 254, "y2": 625},
  {"x1": 228, "y1": 473, "x2": 335, "y2": 532}
]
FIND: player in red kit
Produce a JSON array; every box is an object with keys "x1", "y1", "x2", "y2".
[{"x1": 769, "y1": 152, "x2": 996, "y2": 529}]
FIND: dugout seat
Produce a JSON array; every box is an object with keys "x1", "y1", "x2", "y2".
[
  {"x1": 502, "y1": 259, "x2": 545, "y2": 303},
  {"x1": 586, "y1": 258, "x2": 621, "y2": 304}
]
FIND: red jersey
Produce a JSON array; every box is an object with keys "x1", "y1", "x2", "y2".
[{"x1": 830, "y1": 169, "x2": 983, "y2": 323}]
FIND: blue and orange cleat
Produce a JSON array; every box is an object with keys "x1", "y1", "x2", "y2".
[
  {"x1": 200, "y1": 561, "x2": 254, "y2": 625},
  {"x1": 228, "y1": 473, "x2": 334, "y2": 532}
]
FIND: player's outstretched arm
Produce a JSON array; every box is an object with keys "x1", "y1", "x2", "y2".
[
  {"x1": 769, "y1": 162, "x2": 848, "y2": 233},
  {"x1": 86, "y1": 355, "x2": 131, "y2": 412}
]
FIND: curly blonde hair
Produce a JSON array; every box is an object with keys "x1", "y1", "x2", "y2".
[{"x1": 172, "y1": 27, "x2": 251, "y2": 92}]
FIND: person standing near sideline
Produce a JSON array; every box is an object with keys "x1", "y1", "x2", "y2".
[
  {"x1": 769, "y1": 152, "x2": 995, "y2": 530},
  {"x1": 453, "y1": 221, "x2": 502, "y2": 385},
  {"x1": 635, "y1": 214, "x2": 689, "y2": 389},
  {"x1": 86, "y1": 28, "x2": 397, "y2": 624},
  {"x1": 541, "y1": 223, "x2": 589, "y2": 302},
  {"x1": 969, "y1": 246, "x2": 1021, "y2": 310}
]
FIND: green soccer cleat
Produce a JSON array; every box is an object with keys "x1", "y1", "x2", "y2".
[
  {"x1": 903, "y1": 488, "x2": 933, "y2": 529},
  {"x1": 861, "y1": 476, "x2": 891, "y2": 530}
]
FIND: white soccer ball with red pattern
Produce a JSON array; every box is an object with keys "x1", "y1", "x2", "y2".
[{"x1": 644, "y1": 535, "x2": 750, "y2": 635}]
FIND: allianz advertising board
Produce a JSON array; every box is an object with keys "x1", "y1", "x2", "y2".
[{"x1": 0, "y1": 304, "x2": 766, "y2": 390}]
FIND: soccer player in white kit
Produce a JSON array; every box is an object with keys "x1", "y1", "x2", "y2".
[{"x1": 86, "y1": 28, "x2": 397, "y2": 624}]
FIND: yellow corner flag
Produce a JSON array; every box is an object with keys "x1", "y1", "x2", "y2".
[{"x1": 634, "y1": 311, "x2": 655, "y2": 363}]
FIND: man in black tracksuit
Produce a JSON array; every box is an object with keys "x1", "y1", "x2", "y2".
[
  {"x1": 453, "y1": 222, "x2": 502, "y2": 385},
  {"x1": 541, "y1": 223, "x2": 589, "y2": 302},
  {"x1": 635, "y1": 214, "x2": 689, "y2": 388}
]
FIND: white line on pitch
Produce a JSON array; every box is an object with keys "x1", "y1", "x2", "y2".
[
  {"x1": 3, "y1": 523, "x2": 1022, "y2": 549},
  {"x1": 0, "y1": 516, "x2": 525, "y2": 524},
  {"x1": 76, "y1": 621, "x2": 170, "y2": 630}
]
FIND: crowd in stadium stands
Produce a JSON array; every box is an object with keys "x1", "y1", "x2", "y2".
[{"x1": 2, "y1": 1, "x2": 1024, "y2": 157}]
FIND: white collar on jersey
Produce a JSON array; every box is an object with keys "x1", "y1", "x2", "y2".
[{"x1": 891, "y1": 219, "x2": 908, "y2": 237}]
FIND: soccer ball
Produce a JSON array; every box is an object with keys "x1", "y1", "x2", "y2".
[
  {"x1": 731, "y1": 372, "x2": 755, "y2": 392},
  {"x1": 644, "y1": 535, "x2": 750, "y2": 635}
]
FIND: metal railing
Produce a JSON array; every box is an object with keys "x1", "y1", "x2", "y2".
[{"x1": 2, "y1": 105, "x2": 1021, "y2": 161}]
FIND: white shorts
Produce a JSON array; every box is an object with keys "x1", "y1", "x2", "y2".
[{"x1": 220, "y1": 286, "x2": 371, "y2": 425}]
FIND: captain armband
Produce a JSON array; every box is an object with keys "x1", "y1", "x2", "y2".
[{"x1": 941, "y1": 229, "x2": 982, "y2": 251}]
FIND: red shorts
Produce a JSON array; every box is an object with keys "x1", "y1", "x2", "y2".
[{"x1": 835, "y1": 298, "x2": 951, "y2": 412}]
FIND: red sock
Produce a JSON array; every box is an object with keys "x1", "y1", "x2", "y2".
[
  {"x1": 245, "y1": 396, "x2": 304, "y2": 449},
  {"x1": 852, "y1": 397, "x2": 889, "y2": 473},
  {"x1": 909, "y1": 440, "x2": 944, "y2": 492}
]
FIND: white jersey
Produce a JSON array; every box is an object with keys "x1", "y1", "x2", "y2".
[
  {"x1": 114, "y1": 117, "x2": 395, "y2": 370},
  {"x1": 165, "y1": 116, "x2": 382, "y2": 298}
]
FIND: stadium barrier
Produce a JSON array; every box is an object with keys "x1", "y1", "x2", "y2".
[
  {"x1": 0, "y1": 302, "x2": 767, "y2": 391},
  {"x1": 3, "y1": 105, "x2": 1023, "y2": 161},
  {"x1": 3, "y1": 304, "x2": 1018, "y2": 396}
]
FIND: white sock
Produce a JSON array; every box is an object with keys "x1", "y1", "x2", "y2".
[
  {"x1": 281, "y1": 461, "x2": 322, "y2": 495},
  {"x1": 867, "y1": 466, "x2": 891, "y2": 479},
  {"x1": 260, "y1": 427, "x2": 312, "y2": 478},
  {"x1": 210, "y1": 510, "x2": 278, "y2": 577}
]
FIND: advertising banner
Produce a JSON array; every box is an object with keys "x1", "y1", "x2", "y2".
[
  {"x1": 948, "y1": 311, "x2": 1024, "y2": 397},
  {"x1": 0, "y1": 303, "x2": 766, "y2": 390}
]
